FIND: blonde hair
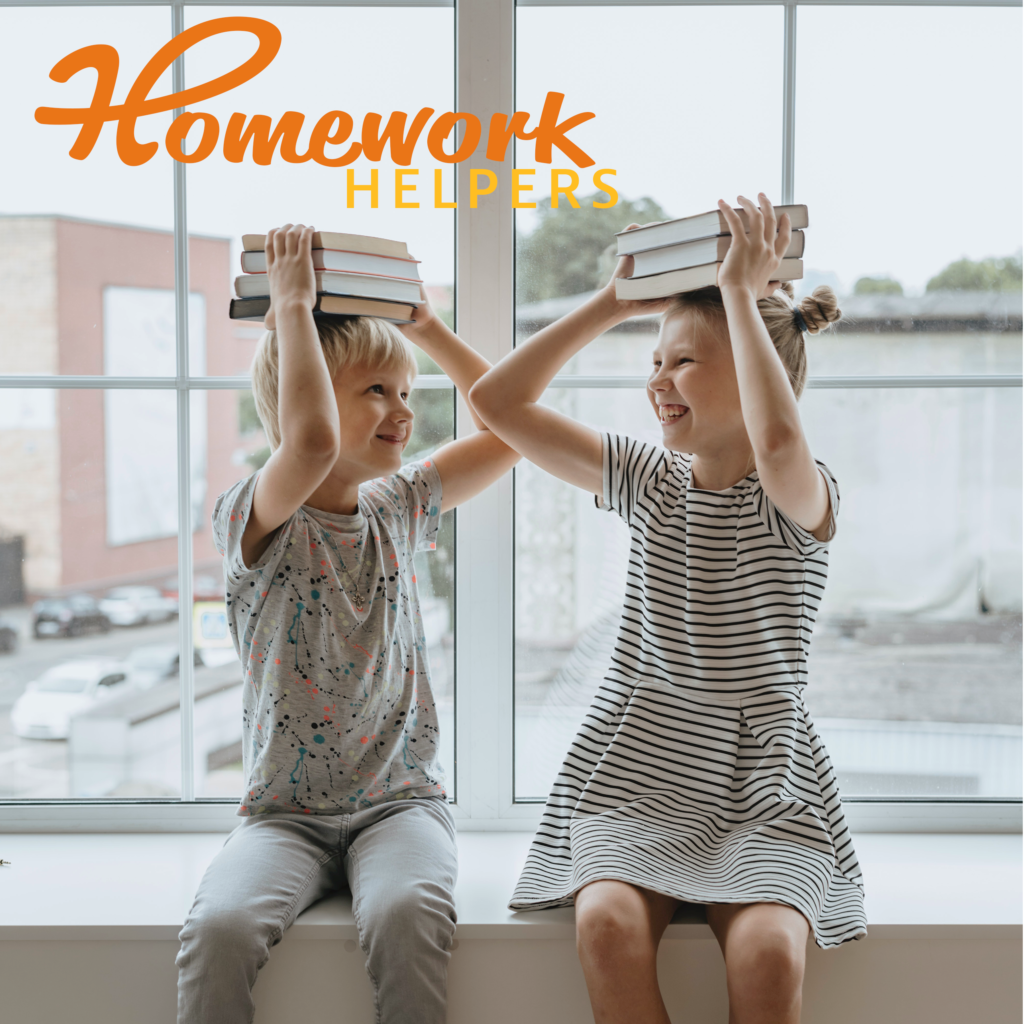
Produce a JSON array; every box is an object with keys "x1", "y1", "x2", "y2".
[
  {"x1": 660, "y1": 282, "x2": 842, "y2": 399},
  {"x1": 251, "y1": 317, "x2": 418, "y2": 451}
]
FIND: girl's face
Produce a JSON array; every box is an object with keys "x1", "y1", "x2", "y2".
[
  {"x1": 331, "y1": 360, "x2": 415, "y2": 482},
  {"x1": 647, "y1": 312, "x2": 749, "y2": 456}
]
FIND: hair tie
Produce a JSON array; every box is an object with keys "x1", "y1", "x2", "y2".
[{"x1": 792, "y1": 307, "x2": 809, "y2": 334}]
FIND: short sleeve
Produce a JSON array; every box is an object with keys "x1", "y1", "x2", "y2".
[
  {"x1": 751, "y1": 460, "x2": 840, "y2": 556},
  {"x1": 596, "y1": 433, "x2": 670, "y2": 526},
  {"x1": 364, "y1": 457, "x2": 443, "y2": 555},
  {"x1": 211, "y1": 474, "x2": 294, "y2": 583}
]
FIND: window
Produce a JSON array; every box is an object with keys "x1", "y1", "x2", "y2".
[{"x1": 0, "y1": 0, "x2": 1019, "y2": 829}]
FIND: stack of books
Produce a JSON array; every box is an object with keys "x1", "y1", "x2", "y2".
[
  {"x1": 613, "y1": 204, "x2": 808, "y2": 301},
  {"x1": 229, "y1": 230, "x2": 422, "y2": 324}
]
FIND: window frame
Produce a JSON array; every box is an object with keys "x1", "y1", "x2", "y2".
[{"x1": 0, "y1": 0, "x2": 1020, "y2": 834}]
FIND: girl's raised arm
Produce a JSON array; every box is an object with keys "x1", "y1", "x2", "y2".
[
  {"x1": 717, "y1": 194, "x2": 832, "y2": 539},
  {"x1": 398, "y1": 290, "x2": 520, "y2": 512},
  {"x1": 470, "y1": 235, "x2": 665, "y2": 496}
]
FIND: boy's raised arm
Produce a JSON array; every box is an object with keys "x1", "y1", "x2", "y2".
[
  {"x1": 399, "y1": 292, "x2": 520, "y2": 512},
  {"x1": 242, "y1": 224, "x2": 341, "y2": 567}
]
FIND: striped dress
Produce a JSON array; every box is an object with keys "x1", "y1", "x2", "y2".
[{"x1": 509, "y1": 434, "x2": 867, "y2": 948}]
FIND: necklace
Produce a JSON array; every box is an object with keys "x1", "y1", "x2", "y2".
[{"x1": 323, "y1": 523, "x2": 375, "y2": 613}]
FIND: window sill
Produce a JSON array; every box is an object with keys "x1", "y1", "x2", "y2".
[{"x1": 0, "y1": 831, "x2": 1018, "y2": 942}]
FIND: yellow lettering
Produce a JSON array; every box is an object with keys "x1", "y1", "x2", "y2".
[
  {"x1": 512, "y1": 168, "x2": 536, "y2": 209},
  {"x1": 592, "y1": 168, "x2": 618, "y2": 208},
  {"x1": 434, "y1": 168, "x2": 456, "y2": 209},
  {"x1": 550, "y1": 168, "x2": 580, "y2": 208},
  {"x1": 395, "y1": 168, "x2": 420, "y2": 209},
  {"x1": 469, "y1": 168, "x2": 497, "y2": 209},
  {"x1": 347, "y1": 168, "x2": 379, "y2": 209}
]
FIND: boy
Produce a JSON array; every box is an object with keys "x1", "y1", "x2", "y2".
[{"x1": 176, "y1": 224, "x2": 519, "y2": 1023}]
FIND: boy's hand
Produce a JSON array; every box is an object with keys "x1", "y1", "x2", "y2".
[
  {"x1": 397, "y1": 283, "x2": 439, "y2": 339},
  {"x1": 716, "y1": 195, "x2": 791, "y2": 300},
  {"x1": 599, "y1": 223, "x2": 672, "y2": 320},
  {"x1": 264, "y1": 224, "x2": 316, "y2": 328}
]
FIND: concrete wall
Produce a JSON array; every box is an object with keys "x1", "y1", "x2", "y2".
[{"x1": 1, "y1": 930, "x2": 1020, "y2": 1024}]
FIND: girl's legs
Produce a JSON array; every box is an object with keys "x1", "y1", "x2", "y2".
[
  {"x1": 574, "y1": 879, "x2": 679, "y2": 1024},
  {"x1": 705, "y1": 902, "x2": 810, "y2": 1024}
]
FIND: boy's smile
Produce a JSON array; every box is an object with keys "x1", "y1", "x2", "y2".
[{"x1": 333, "y1": 360, "x2": 415, "y2": 481}]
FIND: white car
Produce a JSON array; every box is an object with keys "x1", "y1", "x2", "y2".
[
  {"x1": 11, "y1": 659, "x2": 131, "y2": 740},
  {"x1": 99, "y1": 586, "x2": 178, "y2": 627},
  {"x1": 124, "y1": 643, "x2": 204, "y2": 690}
]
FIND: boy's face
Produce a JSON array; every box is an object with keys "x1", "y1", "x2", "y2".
[
  {"x1": 647, "y1": 312, "x2": 749, "y2": 456},
  {"x1": 331, "y1": 359, "x2": 415, "y2": 482}
]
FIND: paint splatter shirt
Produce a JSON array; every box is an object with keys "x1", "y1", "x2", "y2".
[{"x1": 212, "y1": 460, "x2": 446, "y2": 816}]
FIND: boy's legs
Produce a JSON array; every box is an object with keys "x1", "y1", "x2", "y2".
[
  {"x1": 345, "y1": 797, "x2": 459, "y2": 1024},
  {"x1": 176, "y1": 814, "x2": 344, "y2": 1024}
]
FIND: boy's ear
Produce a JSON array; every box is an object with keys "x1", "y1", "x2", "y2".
[{"x1": 263, "y1": 304, "x2": 276, "y2": 330}]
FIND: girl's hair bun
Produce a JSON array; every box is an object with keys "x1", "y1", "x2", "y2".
[{"x1": 797, "y1": 285, "x2": 842, "y2": 334}]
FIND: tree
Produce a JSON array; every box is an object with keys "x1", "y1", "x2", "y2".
[
  {"x1": 926, "y1": 253, "x2": 1022, "y2": 292},
  {"x1": 516, "y1": 193, "x2": 670, "y2": 304},
  {"x1": 854, "y1": 276, "x2": 903, "y2": 296}
]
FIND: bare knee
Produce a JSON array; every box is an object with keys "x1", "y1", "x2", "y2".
[
  {"x1": 575, "y1": 889, "x2": 654, "y2": 971},
  {"x1": 726, "y1": 920, "x2": 806, "y2": 1008}
]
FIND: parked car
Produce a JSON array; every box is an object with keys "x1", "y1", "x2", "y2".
[
  {"x1": 0, "y1": 616, "x2": 18, "y2": 654},
  {"x1": 32, "y1": 595, "x2": 111, "y2": 639},
  {"x1": 124, "y1": 643, "x2": 204, "y2": 689},
  {"x1": 11, "y1": 658, "x2": 130, "y2": 739},
  {"x1": 161, "y1": 574, "x2": 224, "y2": 603},
  {"x1": 99, "y1": 586, "x2": 178, "y2": 627}
]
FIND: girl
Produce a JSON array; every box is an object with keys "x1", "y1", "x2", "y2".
[{"x1": 470, "y1": 195, "x2": 866, "y2": 1024}]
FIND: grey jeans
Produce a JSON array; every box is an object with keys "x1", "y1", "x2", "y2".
[{"x1": 176, "y1": 798, "x2": 458, "y2": 1024}]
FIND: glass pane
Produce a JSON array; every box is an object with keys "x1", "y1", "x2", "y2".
[
  {"x1": 514, "y1": 386, "x2": 1022, "y2": 801},
  {"x1": 184, "y1": 6, "x2": 455, "y2": 372},
  {"x1": 516, "y1": 297, "x2": 1024, "y2": 380},
  {"x1": 195, "y1": 386, "x2": 455, "y2": 800},
  {"x1": 515, "y1": 5, "x2": 783, "y2": 370},
  {"x1": 796, "y1": 7, "x2": 1022, "y2": 307},
  {"x1": 0, "y1": 7, "x2": 176, "y2": 376},
  {"x1": 0, "y1": 389, "x2": 181, "y2": 798}
]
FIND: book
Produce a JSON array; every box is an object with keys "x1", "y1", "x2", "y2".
[
  {"x1": 615, "y1": 204, "x2": 809, "y2": 256},
  {"x1": 234, "y1": 271, "x2": 423, "y2": 305},
  {"x1": 241, "y1": 231, "x2": 410, "y2": 260},
  {"x1": 615, "y1": 259, "x2": 804, "y2": 301},
  {"x1": 631, "y1": 230, "x2": 805, "y2": 279},
  {"x1": 241, "y1": 248, "x2": 422, "y2": 281},
  {"x1": 229, "y1": 294, "x2": 416, "y2": 324}
]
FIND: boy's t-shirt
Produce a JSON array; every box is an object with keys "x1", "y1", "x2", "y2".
[{"x1": 212, "y1": 460, "x2": 446, "y2": 816}]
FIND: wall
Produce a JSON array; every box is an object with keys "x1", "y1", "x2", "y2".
[{"x1": 1, "y1": 931, "x2": 1020, "y2": 1024}]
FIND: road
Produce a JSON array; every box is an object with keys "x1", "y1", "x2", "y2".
[{"x1": 0, "y1": 610, "x2": 218, "y2": 800}]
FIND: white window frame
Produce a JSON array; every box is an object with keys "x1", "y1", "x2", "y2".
[{"x1": 0, "y1": 0, "x2": 1020, "y2": 834}]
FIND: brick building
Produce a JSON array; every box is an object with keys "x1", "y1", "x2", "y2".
[{"x1": 0, "y1": 215, "x2": 262, "y2": 600}]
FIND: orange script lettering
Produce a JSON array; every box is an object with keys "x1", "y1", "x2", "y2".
[{"x1": 35, "y1": 18, "x2": 597, "y2": 168}]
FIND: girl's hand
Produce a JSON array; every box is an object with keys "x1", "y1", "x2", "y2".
[
  {"x1": 263, "y1": 223, "x2": 316, "y2": 329},
  {"x1": 397, "y1": 283, "x2": 439, "y2": 339},
  {"x1": 716, "y1": 194, "x2": 791, "y2": 300},
  {"x1": 599, "y1": 223, "x2": 673, "y2": 320}
]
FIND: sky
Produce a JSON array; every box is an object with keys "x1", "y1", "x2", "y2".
[{"x1": 1, "y1": 3, "x2": 1020, "y2": 296}]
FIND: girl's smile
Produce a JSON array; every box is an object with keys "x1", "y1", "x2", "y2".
[{"x1": 657, "y1": 403, "x2": 689, "y2": 424}]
